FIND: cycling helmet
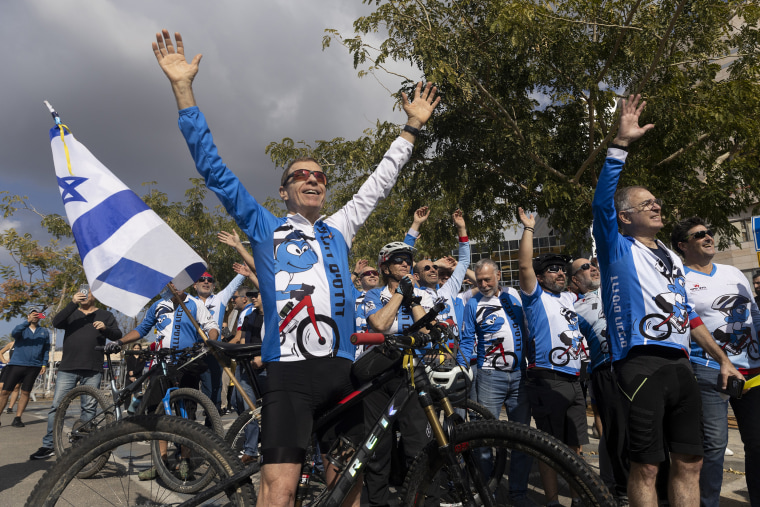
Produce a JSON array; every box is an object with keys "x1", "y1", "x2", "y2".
[
  {"x1": 378, "y1": 241, "x2": 416, "y2": 266},
  {"x1": 532, "y1": 253, "x2": 572, "y2": 274},
  {"x1": 424, "y1": 358, "x2": 473, "y2": 405}
]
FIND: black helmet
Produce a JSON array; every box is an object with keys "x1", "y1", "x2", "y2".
[{"x1": 532, "y1": 253, "x2": 572, "y2": 274}]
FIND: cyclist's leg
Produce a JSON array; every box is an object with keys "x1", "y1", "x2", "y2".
[
  {"x1": 503, "y1": 369, "x2": 533, "y2": 502},
  {"x1": 236, "y1": 366, "x2": 260, "y2": 458},
  {"x1": 362, "y1": 381, "x2": 397, "y2": 506}
]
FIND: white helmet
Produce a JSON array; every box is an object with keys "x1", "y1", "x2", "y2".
[{"x1": 378, "y1": 242, "x2": 415, "y2": 267}]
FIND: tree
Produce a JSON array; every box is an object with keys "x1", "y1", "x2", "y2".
[{"x1": 267, "y1": 0, "x2": 760, "y2": 258}]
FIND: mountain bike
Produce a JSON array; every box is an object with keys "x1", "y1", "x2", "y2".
[
  {"x1": 52, "y1": 344, "x2": 223, "y2": 491},
  {"x1": 28, "y1": 303, "x2": 614, "y2": 506}
]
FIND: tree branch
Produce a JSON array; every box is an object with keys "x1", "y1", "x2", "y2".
[
  {"x1": 596, "y1": 0, "x2": 645, "y2": 83},
  {"x1": 653, "y1": 133, "x2": 710, "y2": 167},
  {"x1": 633, "y1": 0, "x2": 688, "y2": 96}
]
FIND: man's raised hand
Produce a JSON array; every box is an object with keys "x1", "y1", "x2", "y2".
[
  {"x1": 402, "y1": 82, "x2": 441, "y2": 129},
  {"x1": 613, "y1": 94, "x2": 654, "y2": 147},
  {"x1": 152, "y1": 29, "x2": 201, "y2": 109},
  {"x1": 218, "y1": 230, "x2": 243, "y2": 248},
  {"x1": 518, "y1": 207, "x2": 536, "y2": 229}
]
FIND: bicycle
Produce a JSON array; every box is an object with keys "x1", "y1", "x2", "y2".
[
  {"x1": 52, "y1": 344, "x2": 223, "y2": 491},
  {"x1": 29, "y1": 303, "x2": 614, "y2": 506}
]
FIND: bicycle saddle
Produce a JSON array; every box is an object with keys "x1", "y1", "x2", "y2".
[{"x1": 206, "y1": 339, "x2": 262, "y2": 359}]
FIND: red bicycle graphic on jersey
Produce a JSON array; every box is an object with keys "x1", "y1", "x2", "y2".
[
  {"x1": 549, "y1": 337, "x2": 589, "y2": 366},
  {"x1": 279, "y1": 291, "x2": 339, "y2": 359},
  {"x1": 483, "y1": 338, "x2": 518, "y2": 371}
]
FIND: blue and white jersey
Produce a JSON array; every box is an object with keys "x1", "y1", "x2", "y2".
[
  {"x1": 592, "y1": 150, "x2": 700, "y2": 362},
  {"x1": 179, "y1": 107, "x2": 413, "y2": 363},
  {"x1": 685, "y1": 264, "x2": 760, "y2": 375},
  {"x1": 574, "y1": 289, "x2": 611, "y2": 372},
  {"x1": 460, "y1": 287, "x2": 525, "y2": 371},
  {"x1": 236, "y1": 303, "x2": 254, "y2": 330},
  {"x1": 522, "y1": 284, "x2": 585, "y2": 376},
  {"x1": 364, "y1": 286, "x2": 434, "y2": 334},
  {"x1": 200, "y1": 274, "x2": 245, "y2": 329},
  {"x1": 418, "y1": 241, "x2": 471, "y2": 327},
  {"x1": 135, "y1": 294, "x2": 219, "y2": 350}
]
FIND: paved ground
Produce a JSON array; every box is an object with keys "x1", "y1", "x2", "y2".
[{"x1": 0, "y1": 400, "x2": 751, "y2": 505}]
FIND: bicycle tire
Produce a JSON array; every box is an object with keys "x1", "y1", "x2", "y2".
[
  {"x1": 400, "y1": 420, "x2": 614, "y2": 507},
  {"x1": 639, "y1": 313, "x2": 672, "y2": 341},
  {"x1": 550, "y1": 347, "x2": 571, "y2": 366},
  {"x1": 52, "y1": 384, "x2": 115, "y2": 478},
  {"x1": 25, "y1": 415, "x2": 256, "y2": 507},
  {"x1": 150, "y1": 387, "x2": 225, "y2": 493},
  {"x1": 224, "y1": 407, "x2": 262, "y2": 458},
  {"x1": 452, "y1": 398, "x2": 495, "y2": 422}
]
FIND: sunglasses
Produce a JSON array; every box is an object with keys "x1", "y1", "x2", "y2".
[
  {"x1": 688, "y1": 229, "x2": 713, "y2": 241},
  {"x1": 572, "y1": 263, "x2": 591, "y2": 276},
  {"x1": 283, "y1": 169, "x2": 328, "y2": 186},
  {"x1": 423, "y1": 265, "x2": 439, "y2": 272},
  {"x1": 361, "y1": 270, "x2": 379, "y2": 278},
  {"x1": 389, "y1": 256, "x2": 412, "y2": 265},
  {"x1": 246, "y1": 292, "x2": 260, "y2": 298},
  {"x1": 621, "y1": 198, "x2": 663, "y2": 212},
  {"x1": 230, "y1": 295, "x2": 244, "y2": 300},
  {"x1": 544, "y1": 265, "x2": 566, "y2": 274},
  {"x1": 197, "y1": 276, "x2": 214, "y2": 283}
]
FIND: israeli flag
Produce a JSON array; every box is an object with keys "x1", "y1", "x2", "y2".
[{"x1": 50, "y1": 127, "x2": 206, "y2": 317}]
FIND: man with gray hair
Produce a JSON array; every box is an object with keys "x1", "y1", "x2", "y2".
[{"x1": 459, "y1": 258, "x2": 533, "y2": 506}]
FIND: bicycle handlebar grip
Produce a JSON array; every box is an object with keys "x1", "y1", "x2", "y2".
[
  {"x1": 94, "y1": 346, "x2": 105, "y2": 351},
  {"x1": 351, "y1": 333, "x2": 386, "y2": 345}
]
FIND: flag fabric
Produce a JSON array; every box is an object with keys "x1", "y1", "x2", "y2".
[{"x1": 49, "y1": 126, "x2": 206, "y2": 317}]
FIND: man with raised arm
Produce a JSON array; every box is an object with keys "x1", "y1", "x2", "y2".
[
  {"x1": 591, "y1": 94, "x2": 742, "y2": 507},
  {"x1": 152, "y1": 29, "x2": 440, "y2": 507},
  {"x1": 517, "y1": 210, "x2": 587, "y2": 507},
  {"x1": 670, "y1": 217, "x2": 760, "y2": 506}
]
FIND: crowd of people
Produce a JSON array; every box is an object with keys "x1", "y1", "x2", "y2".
[{"x1": 0, "y1": 28, "x2": 757, "y2": 507}]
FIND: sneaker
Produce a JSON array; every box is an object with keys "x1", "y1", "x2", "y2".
[
  {"x1": 725, "y1": 447, "x2": 734, "y2": 456},
  {"x1": 138, "y1": 466, "x2": 158, "y2": 481},
  {"x1": 177, "y1": 458, "x2": 191, "y2": 481},
  {"x1": 6, "y1": 407, "x2": 12, "y2": 414},
  {"x1": 241, "y1": 453, "x2": 258, "y2": 465},
  {"x1": 30, "y1": 447, "x2": 55, "y2": 460},
  {"x1": 11, "y1": 417, "x2": 25, "y2": 427}
]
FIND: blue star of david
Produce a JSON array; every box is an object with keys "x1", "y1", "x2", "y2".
[{"x1": 57, "y1": 176, "x2": 89, "y2": 204}]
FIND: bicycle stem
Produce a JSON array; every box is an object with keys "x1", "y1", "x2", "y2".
[{"x1": 168, "y1": 284, "x2": 257, "y2": 412}]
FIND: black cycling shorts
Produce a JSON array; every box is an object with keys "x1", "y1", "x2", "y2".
[
  {"x1": 261, "y1": 357, "x2": 363, "y2": 465},
  {"x1": 526, "y1": 373, "x2": 589, "y2": 448},
  {"x1": 1, "y1": 365, "x2": 42, "y2": 393},
  {"x1": 615, "y1": 346, "x2": 703, "y2": 464}
]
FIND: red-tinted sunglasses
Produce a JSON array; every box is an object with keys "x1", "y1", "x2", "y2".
[{"x1": 283, "y1": 169, "x2": 328, "y2": 186}]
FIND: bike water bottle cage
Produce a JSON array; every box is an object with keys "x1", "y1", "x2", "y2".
[{"x1": 325, "y1": 435, "x2": 358, "y2": 472}]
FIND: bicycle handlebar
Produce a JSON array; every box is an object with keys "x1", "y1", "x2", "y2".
[{"x1": 351, "y1": 333, "x2": 385, "y2": 345}]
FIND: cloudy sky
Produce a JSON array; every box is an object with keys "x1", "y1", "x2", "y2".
[{"x1": 0, "y1": 0, "x2": 419, "y2": 338}]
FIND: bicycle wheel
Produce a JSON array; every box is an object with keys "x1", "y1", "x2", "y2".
[
  {"x1": 639, "y1": 313, "x2": 672, "y2": 340},
  {"x1": 25, "y1": 415, "x2": 256, "y2": 506},
  {"x1": 52, "y1": 385, "x2": 115, "y2": 478},
  {"x1": 452, "y1": 398, "x2": 495, "y2": 422},
  {"x1": 151, "y1": 388, "x2": 225, "y2": 493},
  {"x1": 401, "y1": 420, "x2": 614, "y2": 507},
  {"x1": 297, "y1": 314, "x2": 340, "y2": 358},
  {"x1": 225, "y1": 407, "x2": 262, "y2": 460},
  {"x1": 550, "y1": 347, "x2": 571, "y2": 366}
]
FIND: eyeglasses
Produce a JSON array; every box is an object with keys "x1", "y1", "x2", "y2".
[
  {"x1": 360, "y1": 270, "x2": 379, "y2": 278},
  {"x1": 197, "y1": 276, "x2": 214, "y2": 283},
  {"x1": 544, "y1": 265, "x2": 566, "y2": 274},
  {"x1": 283, "y1": 169, "x2": 328, "y2": 186},
  {"x1": 423, "y1": 265, "x2": 439, "y2": 272},
  {"x1": 688, "y1": 229, "x2": 713, "y2": 241},
  {"x1": 389, "y1": 256, "x2": 412, "y2": 265},
  {"x1": 246, "y1": 292, "x2": 260, "y2": 298},
  {"x1": 572, "y1": 263, "x2": 591, "y2": 276},
  {"x1": 621, "y1": 198, "x2": 662, "y2": 212}
]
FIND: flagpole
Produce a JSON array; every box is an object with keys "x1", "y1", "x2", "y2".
[{"x1": 168, "y1": 284, "x2": 257, "y2": 413}]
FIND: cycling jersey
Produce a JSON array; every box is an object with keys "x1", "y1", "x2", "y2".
[
  {"x1": 460, "y1": 287, "x2": 526, "y2": 371},
  {"x1": 364, "y1": 286, "x2": 434, "y2": 334},
  {"x1": 179, "y1": 107, "x2": 414, "y2": 363},
  {"x1": 574, "y1": 289, "x2": 612, "y2": 372},
  {"x1": 134, "y1": 294, "x2": 219, "y2": 350},
  {"x1": 200, "y1": 274, "x2": 245, "y2": 329},
  {"x1": 684, "y1": 264, "x2": 760, "y2": 375},
  {"x1": 521, "y1": 284, "x2": 584, "y2": 376},
  {"x1": 592, "y1": 149, "x2": 700, "y2": 361},
  {"x1": 236, "y1": 303, "x2": 254, "y2": 330}
]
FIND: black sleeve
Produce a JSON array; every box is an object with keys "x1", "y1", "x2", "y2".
[
  {"x1": 100, "y1": 311, "x2": 123, "y2": 341},
  {"x1": 52, "y1": 302, "x2": 78, "y2": 329}
]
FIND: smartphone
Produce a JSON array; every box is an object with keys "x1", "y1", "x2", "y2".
[
  {"x1": 79, "y1": 284, "x2": 89, "y2": 296},
  {"x1": 716, "y1": 375, "x2": 745, "y2": 399}
]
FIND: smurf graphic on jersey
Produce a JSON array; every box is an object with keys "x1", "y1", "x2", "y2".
[
  {"x1": 479, "y1": 306, "x2": 505, "y2": 334},
  {"x1": 641, "y1": 259, "x2": 689, "y2": 339},
  {"x1": 711, "y1": 294, "x2": 753, "y2": 355},
  {"x1": 549, "y1": 306, "x2": 587, "y2": 366},
  {"x1": 558, "y1": 307, "x2": 584, "y2": 350},
  {"x1": 273, "y1": 224, "x2": 339, "y2": 359}
]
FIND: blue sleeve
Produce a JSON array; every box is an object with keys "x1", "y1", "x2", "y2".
[
  {"x1": 591, "y1": 152, "x2": 628, "y2": 265},
  {"x1": 459, "y1": 299, "x2": 477, "y2": 366},
  {"x1": 404, "y1": 228, "x2": 419, "y2": 247},
  {"x1": 364, "y1": 289, "x2": 383, "y2": 317},
  {"x1": 11, "y1": 322, "x2": 29, "y2": 340},
  {"x1": 42, "y1": 329, "x2": 50, "y2": 364},
  {"x1": 134, "y1": 301, "x2": 160, "y2": 338}
]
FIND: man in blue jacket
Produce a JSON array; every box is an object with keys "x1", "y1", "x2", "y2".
[
  {"x1": 0, "y1": 309, "x2": 50, "y2": 427},
  {"x1": 592, "y1": 94, "x2": 742, "y2": 506},
  {"x1": 152, "y1": 29, "x2": 439, "y2": 507}
]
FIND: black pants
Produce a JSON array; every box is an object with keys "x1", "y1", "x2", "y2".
[{"x1": 591, "y1": 366, "x2": 629, "y2": 497}]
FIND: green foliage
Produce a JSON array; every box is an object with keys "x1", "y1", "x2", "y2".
[{"x1": 307, "y1": 0, "x2": 760, "y2": 256}]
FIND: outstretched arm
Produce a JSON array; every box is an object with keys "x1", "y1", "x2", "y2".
[
  {"x1": 409, "y1": 206, "x2": 430, "y2": 234},
  {"x1": 152, "y1": 30, "x2": 202, "y2": 110},
  {"x1": 517, "y1": 208, "x2": 538, "y2": 294},
  {"x1": 218, "y1": 230, "x2": 259, "y2": 288},
  {"x1": 400, "y1": 83, "x2": 441, "y2": 144}
]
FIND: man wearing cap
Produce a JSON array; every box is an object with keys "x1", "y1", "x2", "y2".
[
  {"x1": 517, "y1": 209, "x2": 587, "y2": 506},
  {"x1": 671, "y1": 217, "x2": 760, "y2": 506},
  {"x1": 592, "y1": 95, "x2": 742, "y2": 506}
]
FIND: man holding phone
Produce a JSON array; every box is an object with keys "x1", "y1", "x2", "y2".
[
  {"x1": 31, "y1": 286, "x2": 121, "y2": 460},
  {"x1": 0, "y1": 309, "x2": 50, "y2": 428},
  {"x1": 671, "y1": 217, "x2": 760, "y2": 506}
]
